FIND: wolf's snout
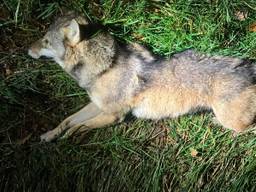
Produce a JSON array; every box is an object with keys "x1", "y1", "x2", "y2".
[{"x1": 28, "y1": 48, "x2": 40, "y2": 59}]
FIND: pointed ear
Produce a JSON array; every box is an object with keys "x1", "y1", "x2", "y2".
[
  {"x1": 63, "y1": 19, "x2": 80, "y2": 46},
  {"x1": 79, "y1": 23, "x2": 105, "y2": 40}
]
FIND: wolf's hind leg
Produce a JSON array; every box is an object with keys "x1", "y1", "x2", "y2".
[
  {"x1": 61, "y1": 112, "x2": 119, "y2": 139},
  {"x1": 212, "y1": 87, "x2": 256, "y2": 133},
  {"x1": 40, "y1": 102, "x2": 101, "y2": 142}
]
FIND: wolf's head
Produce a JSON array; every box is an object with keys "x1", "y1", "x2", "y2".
[{"x1": 28, "y1": 12, "x2": 101, "y2": 66}]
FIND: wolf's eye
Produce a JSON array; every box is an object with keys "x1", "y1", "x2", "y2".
[{"x1": 43, "y1": 39, "x2": 50, "y2": 46}]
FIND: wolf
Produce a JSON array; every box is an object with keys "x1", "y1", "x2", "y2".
[{"x1": 28, "y1": 12, "x2": 256, "y2": 142}]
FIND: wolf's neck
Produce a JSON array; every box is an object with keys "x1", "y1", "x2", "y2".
[{"x1": 62, "y1": 36, "x2": 116, "y2": 89}]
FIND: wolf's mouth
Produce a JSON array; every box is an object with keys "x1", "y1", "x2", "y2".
[
  {"x1": 40, "y1": 56, "x2": 52, "y2": 60},
  {"x1": 28, "y1": 49, "x2": 54, "y2": 61}
]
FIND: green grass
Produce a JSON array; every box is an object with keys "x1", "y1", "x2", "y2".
[{"x1": 1, "y1": 0, "x2": 256, "y2": 191}]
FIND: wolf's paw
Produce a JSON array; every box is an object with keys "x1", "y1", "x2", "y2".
[
  {"x1": 212, "y1": 117, "x2": 221, "y2": 126},
  {"x1": 40, "y1": 130, "x2": 57, "y2": 142}
]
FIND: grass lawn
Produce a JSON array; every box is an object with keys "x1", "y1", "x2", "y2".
[{"x1": 1, "y1": 0, "x2": 256, "y2": 191}]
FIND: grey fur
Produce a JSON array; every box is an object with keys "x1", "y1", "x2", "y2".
[{"x1": 28, "y1": 13, "x2": 256, "y2": 142}]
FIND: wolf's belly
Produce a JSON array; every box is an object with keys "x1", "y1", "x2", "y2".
[
  {"x1": 132, "y1": 105, "x2": 182, "y2": 119},
  {"x1": 132, "y1": 96, "x2": 190, "y2": 120},
  {"x1": 131, "y1": 86, "x2": 208, "y2": 119}
]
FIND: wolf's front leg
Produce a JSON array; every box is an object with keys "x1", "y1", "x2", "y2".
[
  {"x1": 40, "y1": 102, "x2": 101, "y2": 142},
  {"x1": 61, "y1": 112, "x2": 120, "y2": 139}
]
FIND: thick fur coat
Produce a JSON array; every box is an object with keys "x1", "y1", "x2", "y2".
[{"x1": 28, "y1": 12, "x2": 256, "y2": 141}]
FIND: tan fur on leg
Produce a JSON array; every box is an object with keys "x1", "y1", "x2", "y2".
[
  {"x1": 40, "y1": 102, "x2": 101, "y2": 142},
  {"x1": 61, "y1": 112, "x2": 118, "y2": 139}
]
